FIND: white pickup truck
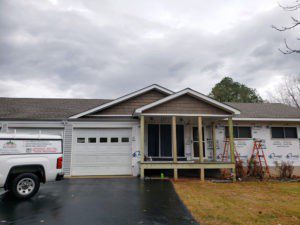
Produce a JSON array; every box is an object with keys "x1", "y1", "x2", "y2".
[{"x1": 0, "y1": 133, "x2": 64, "y2": 199}]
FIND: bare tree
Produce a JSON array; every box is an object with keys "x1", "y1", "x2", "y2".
[
  {"x1": 272, "y1": 1, "x2": 300, "y2": 54},
  {"x1": 270, "y1": 76, "x2": 300, "y2": 109}
]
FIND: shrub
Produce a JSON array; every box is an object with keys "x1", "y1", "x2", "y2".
[
  {"x1": 248, "y1": 159, "x2": 264, "y2": 179},
  {"x1": 235, "y1": 160, "x2": 245, "y2": 178},
  {"x1": 275, "y1": 161, "x2": 294, "y2": 179}
]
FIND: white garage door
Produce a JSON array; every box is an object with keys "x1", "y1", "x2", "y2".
[{"x1": 72, "y1": 128, "x2": 132, "y2": 176}]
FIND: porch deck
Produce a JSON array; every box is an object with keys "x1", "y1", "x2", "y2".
[{"x1": 139, "y1": 115, "x2": 237, "y2": 181}]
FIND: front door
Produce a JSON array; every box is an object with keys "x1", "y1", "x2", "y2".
[{"x1": 192, "y1": 127, "x2": 205, "y2": 158}]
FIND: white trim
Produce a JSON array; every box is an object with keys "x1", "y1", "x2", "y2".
[
  {"x1": 141, "y1": 113, "x2": 232, "y2": 117},
  {"x1": 4, "y1": 121, "x2": 65, "y2": 128},
  {"x1": 70, "y1": 121, "x2": 139, "y2": 128},
  {"x1": 88, "y1": 114, "x2": 132, "y2": 117},
  {"x1": 135, "y1": 89, "x2": 240, "y2": 115},
  {"x1": 232, "y1": 118, "x2": 300, "y2": 122},
  {"x1": 69, "y1": 84, "x2": 173, "y2": 119}
]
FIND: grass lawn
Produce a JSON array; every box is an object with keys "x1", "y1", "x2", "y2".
[{"x1": 173, "y1": 181, "x2": 300, "y2": 225}]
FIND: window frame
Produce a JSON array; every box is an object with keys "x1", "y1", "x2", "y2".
[
  {"x1": 88, "y1": 137, "x2": 97, "y2": 143},
  {"x1": 225, "y1": 126, "x2": 252, "y2": 139},
  {"x1": 271, "y1": 126, "x2": 298, "y2": 139},
  {"x1": 121, "y1": 137, "x2": 130, "y2": 143},
  {"x1": 192, "y1": 126, "x2": 206, "y2": 158},
  {"x1": 99, "y1": 137, "x2": 108, "y2": 143},
  {"x1": 110, "y1": 137, "x2": 119, "y2": 143},
  {"x1": 77, "y1": 137, "x2": 85, "y2": 144}
]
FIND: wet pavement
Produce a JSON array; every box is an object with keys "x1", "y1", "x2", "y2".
[{"x1": 0, "y1": 178, "x2": 197, "y2": 225}]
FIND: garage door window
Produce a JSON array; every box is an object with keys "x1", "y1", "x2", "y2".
[
  {"x1": 77, "y1": 138, "x2": 85, "y2": 143},
  {"x1": 100, "y1": 137, "x2": 108, "y2": 143},
  {"x1": 121, "y1": 137, "x2": 129, "y2": 143},
  {"x1": 88, "y1": 138, "x2": 97, "y2": 143},
  {"x1": 111, "y1": 137, "x2": 119, "y2": 143}
]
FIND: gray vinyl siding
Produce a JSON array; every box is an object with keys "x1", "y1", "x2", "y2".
[
  {"x1": 1, "y1": 123, "x2": 8, "y2": 132},
  {"x1": 63, "y1": 123, "x2": 73, "y2": 175}
]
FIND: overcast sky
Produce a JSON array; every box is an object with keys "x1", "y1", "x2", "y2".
[{"x1": 0, "y1": 0, "x2": 299, "y2": 99}]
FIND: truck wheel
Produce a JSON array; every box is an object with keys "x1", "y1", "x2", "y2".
[{"x1": 11, "y1": 173, "x2": 40, "y2": 199}]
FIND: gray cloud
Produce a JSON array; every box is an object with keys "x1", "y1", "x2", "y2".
[{"x1": 0, "y1": 0, "x2": 299, "y2": 99}]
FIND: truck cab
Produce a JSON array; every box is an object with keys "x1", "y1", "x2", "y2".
[{"x1": 0, "y1": 133, "x2": 64, "y2": 199}]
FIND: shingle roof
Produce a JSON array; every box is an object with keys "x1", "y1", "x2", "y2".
[
  {"x1": 0, "y1": 97, "x2": 299, "y2": 120},
  {"x1": 226, "y1": 102, "x2": 300, "y2": 119},
  {"x1": 0, "y1": 98, "x2": 111, "y2": 120}
]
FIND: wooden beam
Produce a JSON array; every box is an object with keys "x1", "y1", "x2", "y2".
[
  {"x1": 141, "y1": 162, "x2": 235, "y2": 169},
  {"x1": 212, "y1": 122, "x2": 217, "y2": 161},
  {"x1": 172, "y1": 116, "x2": 178, "y2": 163},
  {"x1": 140, "y1": 115, "x2": 145, "y2": 163},
  {"x1": 198, "y1": 116, "x2": 203, "y2": 163}
]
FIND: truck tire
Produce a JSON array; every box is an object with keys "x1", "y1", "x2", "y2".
[{"x1": 10, "y1": 173, "x2": 40, "y2": 199}]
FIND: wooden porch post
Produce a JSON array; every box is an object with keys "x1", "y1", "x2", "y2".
[
  {"x1": 140, "y1": 115, "x2": 145, "y2": 163},
  {"x1": 174, "y1": 168, "x2": 178, "y2": 180},
  {"x1": 198, "y1": 116, "x2": 203, "y2": 163},
  {"x1": 200, "y1": 168, "x2": 205, "y2": 182},
  {"x1": 172, "y1": 116, "x2": 177, "y2": 163},
  {"x1": 228, "y1": 117, "x2": 236, "y2": 182},
  {"x1": 228, "y1": 117, "x2": 235, "y2": 163},
  {"x1": 212, "y1": 122, "x2": 217, "y2": 161}
]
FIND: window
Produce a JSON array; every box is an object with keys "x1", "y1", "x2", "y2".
[
  {"x1": 100, "y1": 137, "x2": 108, "y2": 143},
  {"x1": 121, "y1": 137, "x2": 129, "y2": 143},
  {"x1": 147, "y1": 124, "x2": 184, "y2": 157},
  {"x1": 271, "y1": 127, "x2": 298, "y2": 139},
  {"x1": 285, "y1": 127, "x2": 298, "y2": 138},
  {"x1": 111, "y1": 137, "x2": 118, "y2": 143},
  {"x1": 192, "y1": 127, "x2": 205, "y2": 158},
  {"x1": 225, "y1": 126, "x2": 252, "y2": 139},
  {"x1": 238, "y1": 127, "x2": 252, "y2": 138},
  {"x1": 271, "y1": 127, "x2": 284, "y2": 138},
  {"x1": 77, "y1": 138, "x2": 85, "y2": 143},
  {"x1": 88, "y1": 137, "x2": 97, "y2": 143}
]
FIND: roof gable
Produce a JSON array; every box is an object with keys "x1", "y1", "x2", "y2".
[
  {"x1": 87, "y1": 89, "x2": 168, "y2": 116},
  {"x1": 135, "y1": 88, "x2": 240, "y2": 115},
  {"x1": 70, "y1": 84, "x2": 173, "y2": 118}
]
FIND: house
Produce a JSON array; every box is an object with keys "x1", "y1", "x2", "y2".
[{"x1": 0, "y1": 84, "x2": 299, "y2": 180}]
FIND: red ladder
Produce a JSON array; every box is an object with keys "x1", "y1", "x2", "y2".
[
  {"x1": 247, "y1": 139, "x2": 270, "y2": 178},
  {"x1": 222, "y1": 139, "x2": 241, "y2": 162}
]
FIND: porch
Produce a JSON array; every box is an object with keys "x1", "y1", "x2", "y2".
[{"x1": 139, "y1": 115, "x2": 237, "y2": 181}]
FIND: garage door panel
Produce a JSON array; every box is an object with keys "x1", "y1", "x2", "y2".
[
  {"x1": 72, "y1": 167, "x2": 132, "y2": 176},
  {"x1": 73, "y1": 155, "x2": 131, "y2": 160},
  {"x1": 73, "y1": 156, "x2": 131, "y2": 163},
  {"x1": 72, "y1": 128, "x2": 132, "y2": 176},
  {"x1": 75, "y1": 148, "x2": 131, "y2": 154}
]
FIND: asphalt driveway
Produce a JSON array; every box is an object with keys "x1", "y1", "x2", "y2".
[{"x1": 0, "y1": 178, "x2": 197, "y2": 225}]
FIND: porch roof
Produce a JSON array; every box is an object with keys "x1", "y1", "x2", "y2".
[{"x1": 135, "y1": 88, "x2": 240, "y2": 116}]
